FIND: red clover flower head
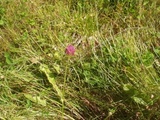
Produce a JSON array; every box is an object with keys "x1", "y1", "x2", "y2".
[{"x1": 65, "y1": 45, "x2": 75, "y2": 55}]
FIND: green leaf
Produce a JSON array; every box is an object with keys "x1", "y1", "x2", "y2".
[
  {"x1": 157, "y1": 32, "x2": 160, "y2": 38},
  {"x1": 123, "y1": 84, "x2": 130, "y2": 91},
  {"x1": 53, "y1": 63, "x2": 61, "y2": 74},
  {"x1": 54, "y1": 52, "x2": 61, "y2": 60},
  {"x1": 83, "y1": 62, "x2": 91, "y2": 70},
  {"x1": 142, "y1": 51, "x2": 154, "y2": 66},
  {"x1": 123, "y1": 84, "x2": 138, "y2": 96},
  {"x1": 132, "y1": 96, "x2": 147, "y2": 106},
  {"x1": 0, "y1": 20, "x2": 4, "y2": 26},
  {"x1": 4, "y1": 52, "x2": 13, "y2": 65},
  {"x1": 154, "y1": 48, "x2": 160, "y2": 56},
  {"x1": 143, "y1": 1, "x2": 149, "y2": 6},
  {"x1": 39, "y1": 64, "x2": 64, "y2": 103},
  {"x1": 24, "y1": 94, "x2": 46, "y2": 106},
  {"x1": 108, "y1": 108, "x2": 116, "y2": 116}
]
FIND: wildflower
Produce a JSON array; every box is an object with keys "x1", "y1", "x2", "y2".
[{"x1": 65, "y1": 45, "x2": 75, "y2": 55}]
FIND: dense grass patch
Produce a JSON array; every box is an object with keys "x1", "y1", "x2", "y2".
[{"x1": 0, "y1": 0, "x2": 160, "y2": 119}]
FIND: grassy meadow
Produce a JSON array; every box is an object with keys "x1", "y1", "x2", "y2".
[{"x1": 0, "y1": 0, "x2": 160, "y2": 119}]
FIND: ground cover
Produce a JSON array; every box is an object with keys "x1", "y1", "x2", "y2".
[{"x1": 0, "y1": 0, "x2": 160, "y2": 119}]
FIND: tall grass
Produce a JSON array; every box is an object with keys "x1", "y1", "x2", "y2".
[{"x1": 0, "y1": 0, "x2": 160, "y2": 119}]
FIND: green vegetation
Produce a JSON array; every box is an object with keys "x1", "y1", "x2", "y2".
[{"x1": 0, "y1": 0, "x2": 160, "y2": 119}]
